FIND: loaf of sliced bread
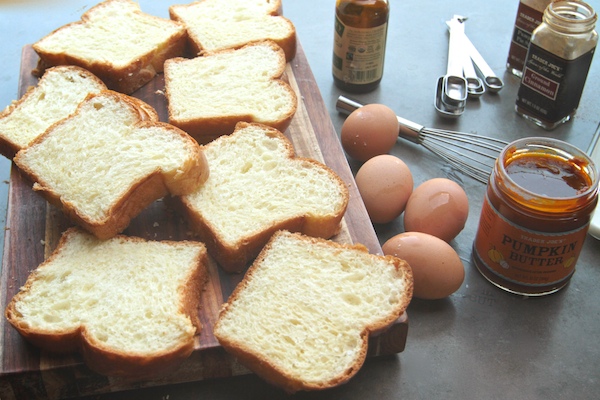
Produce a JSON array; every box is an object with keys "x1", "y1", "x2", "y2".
[
  {"x1": 0, "y1": 66, "x2": 106, "y2": 159},
  {"x1": 164, "y1": 41, "x2": 297, "y2": 143},
  {"x1": 5, "y1": 227, "x2": 208, "y2": 379},
  {"x1": 169, "y1": 0, "x2": 296, "y2": 61},
  {"x1": 176, "y1": 122, "x2": 349, "y2": 272},
  {"x1": 214, "y1": 230, "x2": 413, "y2": 393},
  {"x1": 33, "y1": 0, "x2": 188, "y2": 94},
  {"x1": 14, "y1": 90, "x2": 209, "y2": 240}
]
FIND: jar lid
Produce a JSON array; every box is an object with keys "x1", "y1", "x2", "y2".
[{"x1": 545, "y1": 0, "x2": 597, "y2": 34}]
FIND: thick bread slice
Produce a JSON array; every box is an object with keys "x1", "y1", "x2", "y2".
[
  {"x1": 33, "y1": 0, "x2": 188, "y2": 94},
  {"x1": 169, "y1": 0, "x2": 296, "y2": 61},
  {"x1": 14, "y1": 90, "x2": 209, "y2": 240},
  {"x1": 164, "y1": 41, "x2": 297, "y2": 144},
  {"x1": 0, "y1": 66, "x2": 106, "y2": 159},
  {"x1": 5, "y1": 227, "x2": 208, "y2": 379},
  {"x1": 177, "y1": 122, "x2": 349, "y2": 272},
  {"x1": 214, "y1": 230, "x2": 414, "y2": 393}
]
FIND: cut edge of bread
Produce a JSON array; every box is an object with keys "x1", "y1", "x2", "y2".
[
  {"x1": 175, "y1": 121, "x2": 349, "y2": 273},
  {"x1": 213, "y1": 230, "x2": 414, "y2": 393},
  {"x1": 32, "y1": 0, "x2": 188, "y2": 94},
  {"x1": 5, "y1": 227, "x2": 209, "y2": 379},
  {"x1": 0, "y1": 65, "x2": 107, "y2": 159},
  {"x1": 169, "y1": 0, "x2": 296, "y2": 61},
  {"x1": 164, "y1": 41, "x2": 298, "y2": 144},
  {"x1": 13, "y1": 90, "x2": 209, "y2": 240}
]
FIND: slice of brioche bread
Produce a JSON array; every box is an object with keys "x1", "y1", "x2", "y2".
[
  {"x1": 169, "y1": 0, "x2": 296, "y2": 61},
  {"x1": 164, "y1": 41, "x2": 297, "y2": 144},
  {"x1": 214, "y1": 230, "x2": 413, "y2": 393},
  {"x1": 14, "y1": 90, "x2": 209, "y2": 240},
  {"x1": 176, "y1": 122, "x2": 349, "y2": 272},
  {"x1": 0, "y1": 66, "x2": 106, "y2": 159},
  {"x1": 5, "y1": 227, "x2": 208, "y2": 379},
  {"x1": 33, "y1": 0, "x2": 187, "y2": 94}
]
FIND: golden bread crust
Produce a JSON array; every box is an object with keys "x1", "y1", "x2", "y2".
[
  {"x1": 176, "y1": 122, "x2": 349, "y2": 273},
  {"x1": 33, "y1": 0, "x2": 188, "y2": 94},
  {"x1": 214, "y1": 231, "x2": 413, "y2": 393},
  {"x1": 164, "y1": 41, "x2": 298, "y2": 144},
  {"x1": 5, "y1": 228, "x2": 209, "y2": 379},
  {"x1": 13, "y1": 90, "x2": 209, "y2": 240},
  {"x1": 169, "y1": 0, "x2": 296, "y2": 61},
  {"x1": 0, "y1": 66, "x2": 107, "y2": 159}
]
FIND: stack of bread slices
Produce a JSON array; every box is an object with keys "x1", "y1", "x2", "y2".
[{"x1": 1, "y1": 0, "x2": 413, "y2": 392}]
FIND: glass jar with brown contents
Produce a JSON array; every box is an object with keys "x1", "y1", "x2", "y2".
[
  {"x1": 506, "y1": 0, "x2": 555, "y2": 77},
  {"x1": 515, "y1": 0, "x2": 597, "y2": 130},
  {"x1": 332, "y1": 0, "x2": 389, "y2": 93},
  {"x1": 472, "y1": 137, "x2": 598, "y2": 296}
]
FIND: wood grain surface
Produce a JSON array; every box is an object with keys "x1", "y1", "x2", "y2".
[{"x1": 0, "y1": 43, "x2": 408, "y2": 400}]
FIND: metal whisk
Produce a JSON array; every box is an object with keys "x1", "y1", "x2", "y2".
[{"x1": 336, "y1": 96, "x2": 508, "y2": 183}]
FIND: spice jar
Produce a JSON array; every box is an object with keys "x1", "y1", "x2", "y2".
[
  {"x1": 472, "y1": 137, "x2": 598, "y2": 296},
  {"x1": 515, "y1": 0, "x2": 598, "y2": 130},
  {"x1": 332, "y1": 0, "x2": 389, "y2": 93},
  {"x1": 506, "y1": 0, "x2": 555, "y2": 77}
]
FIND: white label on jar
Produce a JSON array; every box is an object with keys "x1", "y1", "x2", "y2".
[
  {"x1": 332, "y1": 15, "x2": 387, "y2": 85},
  {"x1": 516, "y1": 44, "x2": 595, "y2": 123},
  {"x1": 473, "y1": 193, "x2": 588, "y2": 288}
]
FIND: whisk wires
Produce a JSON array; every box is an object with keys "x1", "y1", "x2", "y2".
[
  {"x1": 413, "y1": 128, "x2": 508, "y2": 183},
  {"x1": 335, "y1": 96, "x2": 509, "y2": 184}
]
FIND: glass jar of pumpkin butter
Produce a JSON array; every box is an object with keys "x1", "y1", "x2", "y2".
[{"x1": 472, "y1": 137, "x2": 598, "y2": 296}]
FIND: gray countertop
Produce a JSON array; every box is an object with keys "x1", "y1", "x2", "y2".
[{"x1": 1, "y1": 1, "x2": 599, "y2": 399}]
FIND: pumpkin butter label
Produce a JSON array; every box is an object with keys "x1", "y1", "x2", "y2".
[{"x1": 473, "y1": 194, "x2": 588, "y2": 287}]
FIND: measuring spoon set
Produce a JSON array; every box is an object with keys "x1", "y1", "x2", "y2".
[{"x1": 435, "y1": 15, "x2": 504, "y2": 118}]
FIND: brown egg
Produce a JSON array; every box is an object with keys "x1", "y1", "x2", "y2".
[
  {"x1": 382, "y1": 232, "x2": 464, "y2": 300},
  {"x1": 403, "y1": 178, "x2": 469, "y2": 242},
  {"x1": 355, "y1": 155, "x2": 413, "y2": 224},
  {"x1": 341, "y1": 104, "x2": 399, "y2": 161}
]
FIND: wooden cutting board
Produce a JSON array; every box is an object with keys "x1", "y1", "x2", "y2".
[{"x1": 0, "y1": 43, "x2": 408, "y2": 400}]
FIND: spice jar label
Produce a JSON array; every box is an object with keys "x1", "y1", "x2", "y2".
[
  {"x1": 507, "y1": 2, "x2": 546, "y2": 73},
  {"x1": 516, "y1": 44, "x2": 595, "y2": 123},
  {"x1": 473, "y1": 194, "x2": 589, "y2": 288}
]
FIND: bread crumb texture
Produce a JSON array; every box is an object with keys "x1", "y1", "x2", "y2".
[
  {"x1": 170, "y1": 0, "x2": 295, "y2": 56},
  {"x1": 0, "y1": 66, "x2": 105, "y2": 153},
  {"x1": 183, "y1": 123, "x2": 347, "y2": 244},
  {"x1": 214, "y1": 231, "x2": 413, "y2": 391},
  {"x1": 165, "y1": 41, "x2": 296, "y2": 131},
  {"x1": 7, "y1": 228, "x2": 206, "y2": 355},
  {"x1": 34, "y1": 0, "x2": 184, "y2": 67},
  {"x1": 15, "y1": 91, "x2": 203, "y2": 221}
]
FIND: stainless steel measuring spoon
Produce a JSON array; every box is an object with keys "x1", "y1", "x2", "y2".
[
  {"x1": 446, "y1": 19, "x2": 485, "y2": 98},
  {"x1": 434, "y1": 15, "x2": 468, "y2": 117},
  {"x1": 434, "y1": 77, "x2": 464, "y2": 118},
  {"x1": 462, "y1": 33, "x2": 504, "y2": 93},
  {"x1": 463, "y1": 53, "x2": 486, "y2": 98}
]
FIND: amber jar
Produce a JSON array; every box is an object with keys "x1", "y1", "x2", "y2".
[
  {"x1": 515, "y1": 0, "x2": 598, "y2": 130},
  {"x1": 472, "y1": 137, "x2": 598, "y2": 296},
  {"x1": 332, "y1": 0, "x2": 389, "y2": 93},
  {"x1": 506, "y1": 0, "x2": 555, "y2": 77}
]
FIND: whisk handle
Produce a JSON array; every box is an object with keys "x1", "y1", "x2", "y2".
[
  {"x1": 335, "y1": 95, "x2": 363, "y2": 115},
  {"x1": 335, "y1": 96, "x2": 423, "y2": 143}
]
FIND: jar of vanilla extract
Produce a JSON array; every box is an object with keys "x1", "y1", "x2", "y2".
[{"x1": 472, "y1": 137, "x2": 598, "y2": 296}]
